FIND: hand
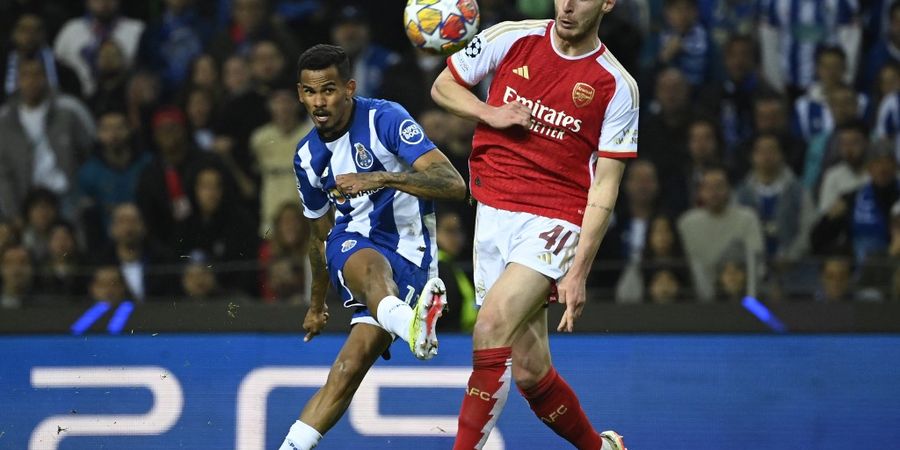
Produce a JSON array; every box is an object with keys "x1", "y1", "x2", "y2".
[
  {"x1": 484, "y1": 101, "x2": 531, "y2": 129},
  {"x1": 827, "y1": 199, "x2": 848, "y2": 220},
  {"x1": 556, "y1": 275, "x2": 587, "y2": 332},
  {"x1": 303, "y1": 304, "x2": 329, "y2": 342},
  {"x1": 335, "y1": 172, "x2": 385, "y2": 196},
  {"x1": 660, "y1": 36, "x2": 682, "y2": 62}
]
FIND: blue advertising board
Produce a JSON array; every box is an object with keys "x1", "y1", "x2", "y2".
[{"x1": 1, "y1": 334, "x2": 899, "y2": 450}]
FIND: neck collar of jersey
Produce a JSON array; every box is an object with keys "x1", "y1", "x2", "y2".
[
  {"x1": 549, "y1": 21, "x2": 604, "y2": 60},
  {"x1": 317, "y1": 97, "x2": 356, "y2": 143}
]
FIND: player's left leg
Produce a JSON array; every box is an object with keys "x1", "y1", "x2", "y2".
[
  {"x1": 513, "y1": 307, "x2": 613, "y2": 450},
  {"x1": 280, "y1": 323, "x2": 393, "y2": 450}
]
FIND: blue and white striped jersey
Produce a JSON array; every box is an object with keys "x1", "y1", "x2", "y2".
[
  {"x1": 763, "y1": 0, "x2": 859, "y2": 88},
  {"x1": 293, "y1": 96, "x2": 438, "y2": 268},
  {"x1": 874, "y1": 91, "x2": 900, "y2": 161}
]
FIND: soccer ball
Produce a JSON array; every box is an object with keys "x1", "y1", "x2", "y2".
[{"x1": 404, "y1": 0, "x2": 480, "y2": 56}]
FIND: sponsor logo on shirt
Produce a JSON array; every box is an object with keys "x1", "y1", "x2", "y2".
[
  {"x1": 327, "y1": 187, "x2": 384, "y2": 206},
  {"x1": 399, "y1": 119, "x2": 424, "y2": 145},
  {"x1": 354, "y1": 143, "x2": 374, "y2": 169},
  {"x1": 502, "y1": 86, "x2": 583, "y2": 140}
]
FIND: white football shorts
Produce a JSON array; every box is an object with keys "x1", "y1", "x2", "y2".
[{"x1": 472, "y1": 203, "x2": 581, "y2": 306}]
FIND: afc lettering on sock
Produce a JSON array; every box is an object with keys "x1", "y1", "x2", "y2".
[
  {"x1": 466, "y1": 387, "x2": 493, "y2": 401},
  {"x1": 540, "y1": 404, "x2": 568, "y2": 424}
]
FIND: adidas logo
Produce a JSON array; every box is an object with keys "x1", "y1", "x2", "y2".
[{"x1": 512, "y1": 65, "x2": 530, "y2": 79}]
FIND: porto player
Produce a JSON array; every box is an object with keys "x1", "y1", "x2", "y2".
[
  {"x1": 279, "y1": 44, "x2": 466, "y2": 449},
  {"x1": 432, "y1": 0, "x2": 636, "y2": 449}
]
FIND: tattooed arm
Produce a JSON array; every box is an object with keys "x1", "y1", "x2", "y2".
[
  {"x1": 303, "y1": 208, "x2": 334, "y2": 342},
  {"x1": 556, "y1": 157, "x2": 626, "y2": 332},
  {"x1": 334, "y1": 149, "x2": 466, "y2": 201}
]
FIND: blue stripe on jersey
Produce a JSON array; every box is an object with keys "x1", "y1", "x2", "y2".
[{"x1": 293, "y1": 96, "x2": 438, "y2": 268}]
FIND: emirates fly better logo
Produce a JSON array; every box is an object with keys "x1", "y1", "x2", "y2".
[{"x1": 502, "y1": 86, "x2": 582, "y2": 140}]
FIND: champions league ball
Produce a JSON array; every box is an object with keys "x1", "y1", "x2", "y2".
[{"x1": 404, "y1": 0, "x2": 480, "y2": 56}]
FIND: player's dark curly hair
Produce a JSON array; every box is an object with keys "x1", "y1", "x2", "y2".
[{"x1": 296, "y1": 44, "x2": 351, "y2": 82}]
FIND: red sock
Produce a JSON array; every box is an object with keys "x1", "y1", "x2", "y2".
[
  {"x1": 453, "y1": 347, "x2": 512, "y2": 450},
  {"x1": 519, "y1": 367, "x2": 601, "y2": 450}
]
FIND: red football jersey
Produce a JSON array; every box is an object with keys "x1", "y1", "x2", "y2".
[{"x1": 448, "y1": 20, "x2": 639, "y2": 226}]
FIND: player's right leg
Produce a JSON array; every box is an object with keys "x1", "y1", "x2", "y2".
[
  {"x1": 280, "y1": 323, "x2": 392, "y2": 450},
  {"x1": 341, "y1": 247, "x2": 446, "y2": 359}
]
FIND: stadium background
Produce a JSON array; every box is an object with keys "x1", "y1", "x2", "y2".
[{"x1": 1, "y1": 0, "x2": 899, "y2": 449}]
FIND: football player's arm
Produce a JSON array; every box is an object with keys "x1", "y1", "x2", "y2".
[
  {"x1": 431, "y1": 68, "x2": 531, "y2": 129},
  {"x1": 335, "y1": 149, "x2": 466, "y2": 201},
  {"x1": 303, "y1": 208, "x2": 334, "y2": 342},
  {"x1": 556, "y1": 157, "x2": 625, "y2": 332}
]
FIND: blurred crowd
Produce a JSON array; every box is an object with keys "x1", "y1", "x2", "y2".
[{"x1": 0, "y1": 0, "x2": 898, "y2": 319}]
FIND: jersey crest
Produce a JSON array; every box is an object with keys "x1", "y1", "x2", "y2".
[
  {"x1": 572, "y1": 82, "x2": 595, "y2": 108},
  {"x1": 354, "y1": 142, "x2": 374, "y2": 169}
]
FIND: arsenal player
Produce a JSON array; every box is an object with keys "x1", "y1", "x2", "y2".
[{"x1": 432, "y1": 0, "x2": 636, "y2": 449}]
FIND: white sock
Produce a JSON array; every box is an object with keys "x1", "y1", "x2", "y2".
[
  {"x1": 279, "y1": 420, "x2": 322, "y2": 450},
  {"x1": 375, "y1": 295, "x2": 413, "y2": 342}
]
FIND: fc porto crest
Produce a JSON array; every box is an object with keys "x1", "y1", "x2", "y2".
[
  {"x1": 572, "y1": 82, "x2": 595, "y2": 108},
  {"x1": 354, "y1": 143, "x2": 374, "y2": 169},
  {"x1": 341, "y1": 239, "x2": 357, "y2": 253}
]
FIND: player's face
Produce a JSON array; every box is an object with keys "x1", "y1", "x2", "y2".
[
  {"x1": 298, "y1": 66, "x2": 356, "y2": 138},
  {"x1": 554, "y1": 0, "x2": 612, "y2": 42}
]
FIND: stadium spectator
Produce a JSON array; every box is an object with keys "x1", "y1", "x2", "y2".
[
  {"x1": 646, "y1": 0, "x2": 715, "y2": 87},
  {"x1": 602, "y1": 160, "x2": 662, "y2": 301},
  {"x1": 818, "y1": 121, "x2": 871, "y2": 213},
  {"x1": 267, "y1": 256, "x2": 307, "y2": 305},
  {"x1": 0, "y1": 220, "x2": 20, "y2": 256},
  {"x1": 1, "y1": 14, "x2": 81, "y2": 103},
  {"x1": 207, "y1": 0, "x2": 299, "y2": 63},
  {"x1": 53, "y1": 0, "x2": 145, "y2": 97},
  {"x1": 174, "y1": 165, "x2": 257, "y2": 294},
  {"x1": 435, "y1": 208, "x2": 475, "y2": 332},
  {"x1": 860, "y1": 1, "x2": 900, "y2": 92},
  {"x1": 329, "y1": 4, "x2": 400, "y2": 97},
  {"x1": 733, "y1": 93, "x2": 805, "y2": 178},
  {"x1": 20, "y1": 188, "x2": 61, "y2": 265},
  {"x1": 137, "y1": 0, "x2": 213, "y2": 98},
  {"x1": 644, "y1": 267, "x2": 687, "y2": 304},
  {"x1": 734, "y1": 134, "x2": 815, "y2": 263},
  {"x1": 36, "y1": 221, "x2": 87, "y2": 302},
  {"x1": 258, "y1": 202, "x2": 309, "y2": 302},
  {"x1": 184, "y1": 88, "x2": 217, "y2": 152},
  {"x1": 634, "y1": 215, "x2": 689, "y2": 303},
  {"x1": 800, "y1": 83, "x2": 863, "y2": 190},
  {"x1": 811, "y1": 145, "x2": 900, "y2": 262},
  {"x1": 759, "y1": 0, "x2": 861, "y2": 98},
  {"x1": 251, "y1": 89, "x2": 311, "y2": 236},
  {"x1": 77, "y1": 110, "x2": 151, "y2": 248},
  {"x1": 714, "y1": 246, "x2": 748, "y2": 302},
  {"x1": 792, "y1": 47, "x2": 857, "y2": 143},
  {"x1": 182, "y1": 53, "x2": 221, "y2": 102},
  {"x1": 678, "y1": 167, "x2": 765, "y2": 301},
  {"x1": 381, "y1": 50, "x2": 445, "y2": 118},
  {"x1": 87, "y1": 265, "x2": 130, "y2": 304},
  {"x1": 135, "y1": 105, "x2": 232, "y2": 244},
  {"x1": 640, "y1": 68, "x2": 694, "y2": 192},
  {"x1": 856, "y1": 201, "x2": 900, "y2": 301},
  {"x1": 815, "y1": 255, "x2": 854, "y2": 302},
  {"x1": 0, "y1": 245, "x2": 35, "y2": 309},
  {"x1": 698, "y1": 35, "x2": 770, "y2": 155},
  {"x1": 125, "y1": 70, "x2": 162, "y2": 148},
  {"x1": 96, "y1": 203, "x2": 175, "y2": 302},
  {"x1": 88, "y1": 40, "x2": 130, "y2": 116},
  {"x1": 677, "y1": 117, "x2": 724, "y2": 209},
  {"x1": 180, "y1": 261, "x2": 225, "y2": 301},
  {"x1": 249, "y1": 40, "x2": 290, "y2": 93},
  {"x1": 0, "y1": 58, "x2": 95, "y2": 219}
]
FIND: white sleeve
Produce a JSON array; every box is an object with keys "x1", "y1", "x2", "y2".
[
  {"x1": 447, "y1": 20, "x2": 549, "y2": 87},
  {"x1": 597, "y1": 78, "x2": 639, "y2": 158}
]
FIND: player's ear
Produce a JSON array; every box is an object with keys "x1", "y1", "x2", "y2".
[
  {"x1": 601, "y1": 0, "x2": 616, "y2": 14},
  {"x1": 345, "y1": 78, "x2": 357, "y2": 98}
]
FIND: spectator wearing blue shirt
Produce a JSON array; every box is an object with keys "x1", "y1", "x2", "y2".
[
  {"x1": 860, "y1": 2, "x2": 900, "y2": 96},
  {"x1": 76, "y1": 110, "x2": 151, "y2": 248},
  {"x1": 792, "y1": 47, "x2": 866, "y2": 143},
  {"x1": 649, "y1": 0, "x2": 716, "y2": 87},
  {"x1": 329, "y1": 5, "x2": 400, "y2": 98},
  {"x1": 138, "y1": 0, "x2": 213, "y2": 99}
]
